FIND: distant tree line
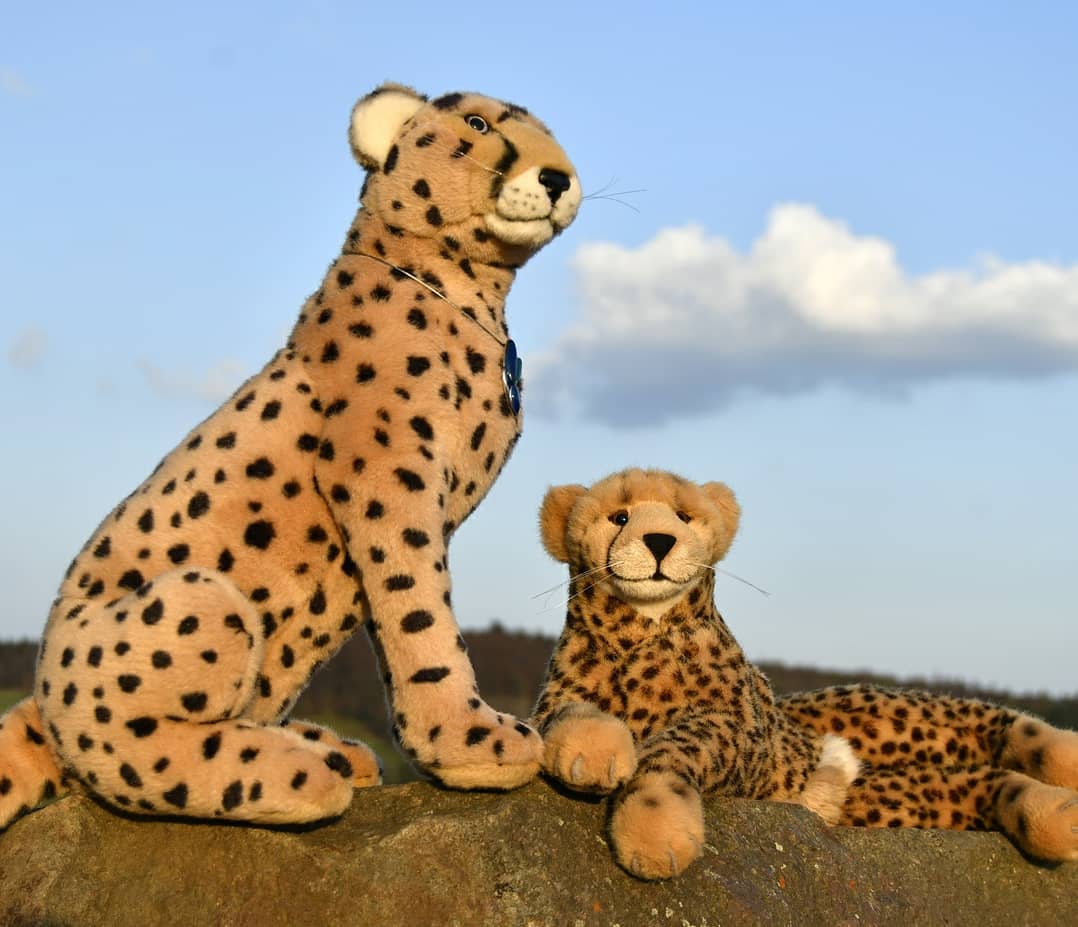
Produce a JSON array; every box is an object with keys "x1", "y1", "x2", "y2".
[{"x1": 2, "y1": 629, "x2": 1075, "y2": 734}]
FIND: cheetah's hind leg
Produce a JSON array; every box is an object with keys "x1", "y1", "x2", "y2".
[
  {"x1": 0, "y1": 697, "x2": 68, "y2": 830},
  {"x1": 37, "y1": 568, "x2": 354, "y2": 824}
]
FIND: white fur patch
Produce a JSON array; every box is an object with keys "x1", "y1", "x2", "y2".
[{"x1": 818, "y1": 733, "x2": 861, "y2": 786}]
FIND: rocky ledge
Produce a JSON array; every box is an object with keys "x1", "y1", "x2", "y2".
[{"x1": 1, "y1": 780, "x2": 1074, "y2": 926}]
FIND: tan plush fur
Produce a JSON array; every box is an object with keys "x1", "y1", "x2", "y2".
[
  {"x1": 0, "y1": 82, "x2": 580, "y2": 830},
  {"x1": 532, "y1": 468, "x2": 1078, "y2": 879}
]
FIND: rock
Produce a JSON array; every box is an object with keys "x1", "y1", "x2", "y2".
[{"x1": 1, "y1": 780, "x2": 1074, "y2": 926}]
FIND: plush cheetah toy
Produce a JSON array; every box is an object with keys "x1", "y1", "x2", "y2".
[
  {"x1": 0, "y1": 83, "x2": 580, "y2": 829},
  {"x1": 532, "y1": 468, "x2": 1078, "y2": 879}
]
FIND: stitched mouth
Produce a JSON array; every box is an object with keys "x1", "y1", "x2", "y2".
[
  {"x1": 484, "y1": 213, "x2": 556, "y2": 246},
  {"x1": 494, "y1": 212, "x2": 553, "y2": 226}
]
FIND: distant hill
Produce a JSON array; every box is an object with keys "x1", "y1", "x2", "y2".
[{"x1": 2, "y1": 628, "x2": 1075, "y2": 735}]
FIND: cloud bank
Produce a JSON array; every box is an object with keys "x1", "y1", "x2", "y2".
[{"x1": 531, "y1": 205, "x2": 1078, "y2": 426}]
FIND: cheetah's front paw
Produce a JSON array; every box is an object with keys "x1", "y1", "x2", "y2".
[
  {"x1": 610, "y1": 775, "x2": 705, "y2": 879},
  {"x1": 543, "y1": 711, "x2": 637, "y2": 794},
  {"x1": 404, "y1": 697, "x2": 543, "y2": 791},
  {"x1": 1006, "y1": 782, "x2": 1078, "y2": 862}
]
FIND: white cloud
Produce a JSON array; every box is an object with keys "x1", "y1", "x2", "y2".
[
  {"x1": 7, "y1": 327, "x2": 48, "y2": 369},
  {"x1": 1, "y1": 68, "x2": 31, "y2": 97},
  {"x1": 139, "y1": 358, "x2": 247, "y2": 403},
  {"x1": 532, "y1": 205, "x2": 1078, "y2": 426}
]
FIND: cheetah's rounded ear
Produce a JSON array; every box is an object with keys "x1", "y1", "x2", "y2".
[
  {"x1": 539, "y1": 484, "x2": 587, "y2": 563},
  {"x1": 349, "y1": 83, "x2": 428, "y2": 172},
  {"x1": 701, "y1": 481, "x2": 740, "y2": 559}
]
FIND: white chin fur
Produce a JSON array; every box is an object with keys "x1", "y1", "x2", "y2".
[{"x1": 483, "y1": 214, "x2": 555, "y2": 248}]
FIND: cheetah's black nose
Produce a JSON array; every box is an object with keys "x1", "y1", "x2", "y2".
[
  {"x1": 538, "y1": 168, "x2": 571, "y2": 205},
  {"x1": 643, "y1": 533, "x2": 676, "y2": 564}
]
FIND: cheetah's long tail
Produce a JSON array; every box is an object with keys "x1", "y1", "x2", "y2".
[{"x1": 0, "y1": 696, "x2": 68, "y2": 831}]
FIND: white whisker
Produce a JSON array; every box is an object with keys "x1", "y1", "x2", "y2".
[
  {"x1": 689, "y1": 561, "x2": 770, "y2": 597},
  {"x1": 535, "y1": 560, "x2": 627, "y2": 613},
  {"x1": 530, "y1": 561, "x2": 616, "y2": 600},
  {"x1": 582, "y1": 182, "x2": 645, "y2": 214}
]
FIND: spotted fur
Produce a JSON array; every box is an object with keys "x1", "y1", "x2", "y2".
[
  {"x1": 533, "y1": 469, "x2": 1078, "y2": 879},
  {"x1": 0, "y1": 82, "x2": 580, "y2": 830}
]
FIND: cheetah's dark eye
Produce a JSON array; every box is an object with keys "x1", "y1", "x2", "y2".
[
  {"x1": 677, "y1": 511, "x2": 692, "y2": 524},
  {"x1": 465, "y1": 114, "x2": 489, "y2": 134},
  {"x1": 609, "y1": 510, "x2": 629, "y2": 527}
]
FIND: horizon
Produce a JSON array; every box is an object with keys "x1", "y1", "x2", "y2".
[{"x1": 3, "y1": 3, "x2": 1076, "y2": 695}]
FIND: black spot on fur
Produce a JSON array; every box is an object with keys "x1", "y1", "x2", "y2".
[
  {"x1": 244, "y1": 520, "x2": 276, "y2": 550},
  {"x1": 432, "y1": 93, "x2": 463, "y2": 110},
  {"x1": 324, "y1": 752, "x2": 354, "y2": 778},
  {"x1": 118, "y1": 569, "x2": 145, "y2": 590},
  {"x1": 182, "y1": 692, "x2": 208, "y2": 713},
  {"x1": 383, "y1": 144, "x2": 399, "y2": 174},
  {"x1": 411, "y1": 667, "x2": 450, "y2": 683},
  {"x1": 466, "y1": 726, "x2": 492, "y2": 746},
  {"x1": 167, "y1": 544, "x2": 190, "y2": 565},
  {"x1": 401, "y1": 610, "x2": 434, "y2": 633},
  {"x1": 246, "y1": 457, "x2": 275, "y2": 479},
  {"x1": 120, "y1": 763, "x2": 143, "y2": 788},
  {"x1": 203, "y1": 732, "x2": 222, "y2": 759},
  {"x1": 222, "y1": 780, "x2": 244, "y2": 811},
  {"x1": 187, "y1": 492, "x2": 210, "y2": 519},
  {"x1": 395, "y1": 468, "x2": 425, "y2": 491},
  {"x1": 141, "y1": 598, "x2": 164, "y2": 625},
  {"x1": 163, "y1": 783, "x2": 188, "y2": 808},
  {"x1": 126, "y1": 717, "x2": 158, "y2": 738},
  {"x1": 407, "y1": 356, "x2": 431, "y2": 376}
]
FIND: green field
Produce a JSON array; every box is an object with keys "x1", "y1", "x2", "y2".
[{"x1": 0, "y1": 690, "x2": 26, "y2": 714}]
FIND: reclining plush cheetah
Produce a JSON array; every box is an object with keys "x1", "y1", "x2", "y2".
[
  {"x1": 532, "y1": 468, "x2": 1078, "y2": 879},
  {"x1": 0, "y1": 82, "x2": 580, "y2": 830}
]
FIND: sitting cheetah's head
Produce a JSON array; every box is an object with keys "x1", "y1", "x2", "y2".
[
  {"x1": 539, "y1": 468, "x2": 741, "y2": 618},
  {"x1": 349, "y1": 83, "x2": 581, "y2": 257}
]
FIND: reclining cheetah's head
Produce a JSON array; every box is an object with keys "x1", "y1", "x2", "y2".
[
  {"x1": 540, "y1": 468, "x2": 741, "y2": 619},
  {"x1": 349, "y1": 83, "x2": 580, "y2": 258}
]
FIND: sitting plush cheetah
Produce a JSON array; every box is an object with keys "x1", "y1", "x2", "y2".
[
  {"x1": 0, "y1": 82, "x2": 580, "y2": 830},
  {"x1": 532, "y1": 468, "x2": 1078, "y2": 879}
]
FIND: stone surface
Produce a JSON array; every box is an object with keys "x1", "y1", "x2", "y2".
[{"x1": 1, "y1": 780, "x2": 1075, "y2": 926}]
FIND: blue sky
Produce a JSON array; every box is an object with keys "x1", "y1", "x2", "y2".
[{"x1": 3, "y1": 2, "x2": 1076, "y2": 695}]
